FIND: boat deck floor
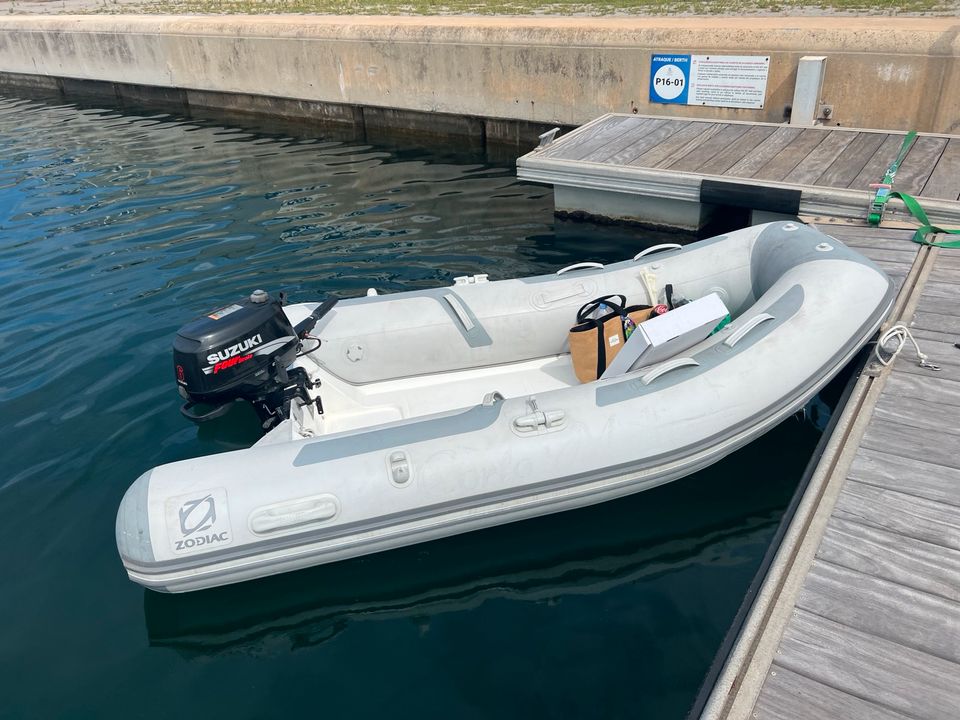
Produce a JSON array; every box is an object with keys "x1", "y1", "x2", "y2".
[{"x1": 303, "y1": 352, "x2": 580, "y2": 435}]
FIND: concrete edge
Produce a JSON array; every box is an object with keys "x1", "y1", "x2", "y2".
[
  {"x1": 1, "y1": 16, "x2": 958, "y2": 55},
  {"x1": 699, "y1": 241, "x2": 937, "y2": 719},
  {"x1": 0, "y1": 70, "x2": 568, "y2": 150}
]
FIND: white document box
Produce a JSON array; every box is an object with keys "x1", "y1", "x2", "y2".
[{"x1": 601, "y1": 292, "x2": 729, "y2": 379}]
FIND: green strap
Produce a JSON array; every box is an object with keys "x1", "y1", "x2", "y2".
[
  {"x1": 887, "y1": 191, "x2": 960, "y2": 248},
  {"x1": 868, "y1": 130, "x2": 918, "y2": 225},
  {"x1": 881, "y1": 130, "x2": 917, "y2": 186},
  {"x1": 861, "y1": 130, "x2": 958, "y2": 245}
]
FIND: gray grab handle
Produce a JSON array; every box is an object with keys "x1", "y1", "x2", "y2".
[
  {"x1": 724, "y1": 313, "x2": 775, "y2": 348},
  {"x1": 641, "y1": 357, "x2": 700, "y2": 385},
  {"x1": 633, "y1": 244, "x2": 682, "y2": 261},
  {"x1": 556, "y1": 262, "x2": 604, "y2": 276}
]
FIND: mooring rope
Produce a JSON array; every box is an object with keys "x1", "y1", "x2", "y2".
[{"x1": 874, "y1": 323, "x2": 941, "y2": 371}]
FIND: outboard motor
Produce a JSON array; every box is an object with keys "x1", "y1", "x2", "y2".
[{"x1": 172, "y1": 289, "x2": 336, "y2": 432}]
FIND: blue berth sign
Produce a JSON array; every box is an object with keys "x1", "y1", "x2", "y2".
[
  {"x1": 650, "y1": 54, "x2": 770, "y2": 109},
  {"x1": 649, "y1": 54, "x2": 691, "y2": 105}
]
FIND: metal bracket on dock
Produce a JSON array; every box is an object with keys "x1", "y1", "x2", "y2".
[{"x1": 536, "y1": 127, "x2": 560, "y2": 151}]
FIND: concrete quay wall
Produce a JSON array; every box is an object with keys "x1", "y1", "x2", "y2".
[{"x1": 0, "y1": 16, "x2": 958, "y2": 135}]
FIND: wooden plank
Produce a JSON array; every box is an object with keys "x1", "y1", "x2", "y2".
[
  {"x1": 657, "y1": 123, "x2": 731, "y2": 171},
  {"x1": 928, "y1": 266, "x2": 960, "y2": 287},
  {"x1": 540, "y1": 115, "x2": 637, "y2": 160},
  {"x1": 820, "y1": 515, "x2": 960, "y2": 603},
  {"x1": 783, "y1": 130, "x2": 857, "y2": 186},
  {"x1": 592, "y1": 118, "x2": 669, "y2": 165},
  {"x1": 860, "y1": 418, "x2": 960, "y2": 473},
  {"x1": 895, "y1": 135, "x2": 949, "y2": 197},
  {"x1": 777, "y1": 609, "x2": 960, "y2": 720},
  {"x1": 881, "y1": 372, "x2": 960, "y2": 404},
  {"x1": 832, "y1": 235, "x2": 920, "y2": 257},
  {"x1": 832, "y1": 249, "x2": 917, "y2": 271},
  {"x1": 869, "y1": 258, "x2": 914, "y2": 277},
  {"x1": 839, "y1": 246, "x2": 919, "y2": 266},
  {"x1": 921, "y1": 138, "x2": 960, "y2": 200},
  {"x1": 915, "y1": 279, "x2": 958, "y2": 300},
  {"x1": 849, "y1": 446, "x2": 960, "y2": 506},
  {"x1": 918, "y1": 278, "x2": 959, "y2": 305},
  {"x1": 927, "y1": 268, "x2": 960, "y2": 287},
  {"x1": 833, "y1": 478, "x2": 960, "y2": 551},
  {"x1": 912, "y1": 308, "x2": 960, "y2": 335},
  {"x1": 726, "y1": 126, "x2": 803, "y2": 177},
  {"x1": 847, "y1": 231, "x2": 921, "y2": 243},
  {"x1": 817, "y1": 132, "x2": 889, "y2": 189},
  {"x1": 908, "y1": 326, "x2": 960, "y2": 362},
  {"x1": 871, "y1": 394, "x2": 960, "y2": 437},
  {"x1": 929, "y1": 250, "x2": 960, "y2": 271},
  {"x1": 534, "y1": 118, "x2": 605, "y2": 159},
  {"x1": 846, "y1": 251, "x2": 918, "y2": 274},
  {"x1": 893, "y1": 335, "x2": 960, "y2": 384},
  {"x1": 796, "y1": 559, "x2": 960, "y2": 663},
  {"x1": 694, "y1": 125, "x2": 777, "y2": 176},
  {"x1": 910, "y1": 323, "x2": 958, "y2": 342},
  {"x1": 895, "y1": 360, "x2": 960, "y2": 386},
  {"x1": 752, "y1": 128, "x2": 829, "y2": 182},
  {"x1": 878, "y1": 371, "x2": 960, "y2": 409},
  {"x1": 909, "y1": 325, "x2": 959, "y2": 342},
  {"x1": 834, "y1": 247, "x2": 917, "y2": 271},
  {"x1": 663, "y1": 123, "x2": 751, "y2": 172},
  {"x1": 630, "y1": 122, "x2": 721, "y2": 167},
  {"x1": 755, "y1": 664, "x2": 914, "y2": 720},
  {"x1": 615, "y1": 119, "x2": 692, "y2": 165},
  {"x1": 919, "y1": 273, "x2": 960, "y2": 304},
  {"x1": 562, "y1": 118, "x2": 651, "y2": 162},
  {"x1": 848, "y1": 134, "x2": 906, "y2": 189},
  {"x1": 603, "y1": 120, "x2": 679, "y2": 165},
  {"x1": 589, "y1": 118, "x2": 656, "y2": 162},
  {"x1": 824, "y1": 225, "x2": 918, "y2": 241}
]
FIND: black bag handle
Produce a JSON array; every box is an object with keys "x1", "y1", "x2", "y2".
[{"x1": 576, "y1": 294, "x2": 627, "y2": 324}]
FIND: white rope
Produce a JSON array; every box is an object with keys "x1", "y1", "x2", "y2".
[{"x1": 874, "y1": 323, "x2": 940, "y2": 370}]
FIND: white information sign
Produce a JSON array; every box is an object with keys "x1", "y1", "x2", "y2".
[{"x1": 688, "y1": 55, "x2": 770, "y2": 109}]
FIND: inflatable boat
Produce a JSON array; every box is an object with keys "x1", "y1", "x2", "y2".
[{"x1": 117, "y1": 222, "x2": 894, "y2": 592}]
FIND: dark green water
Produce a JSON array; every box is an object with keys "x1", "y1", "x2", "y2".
[{"x1": 0, "y1": 94, "x2": 835, "y2": 719}]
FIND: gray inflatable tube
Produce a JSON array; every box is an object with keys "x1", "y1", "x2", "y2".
[{"x1": 116, "y1": 222, "x2": 894, "y2": 592}]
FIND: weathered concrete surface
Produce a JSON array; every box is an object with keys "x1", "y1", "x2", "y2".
[{"x1": 0, "y1": 16, "x2": 958, "y2": 133}]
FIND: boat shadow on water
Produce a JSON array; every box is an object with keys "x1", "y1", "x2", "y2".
[{"x1": 142, "y1": 394, "x2": 831, "y2": 658}]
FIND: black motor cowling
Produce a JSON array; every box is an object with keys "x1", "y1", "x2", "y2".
[{"x1": 173, "y1": 289, "x2": 327, "y2": 431}]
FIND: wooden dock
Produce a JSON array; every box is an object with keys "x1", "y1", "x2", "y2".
[
  {"x1": 517, "y1": 115, "x2": 960, "y2": 230},
  {"x1": 702, "y1": 226, "x2": 960, "y2": 720},
  {"x1": 518, "y1": 112, "x2": 960, "y2": 717}
]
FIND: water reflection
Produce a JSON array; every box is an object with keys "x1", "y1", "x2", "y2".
[{"x1": 0, "y1": 90, "x2": 823, "y2": 720}]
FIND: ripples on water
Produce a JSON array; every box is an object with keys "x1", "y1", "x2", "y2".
[{"x1": 0, "y1": 94, "x2": 830, "y2": 719}]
